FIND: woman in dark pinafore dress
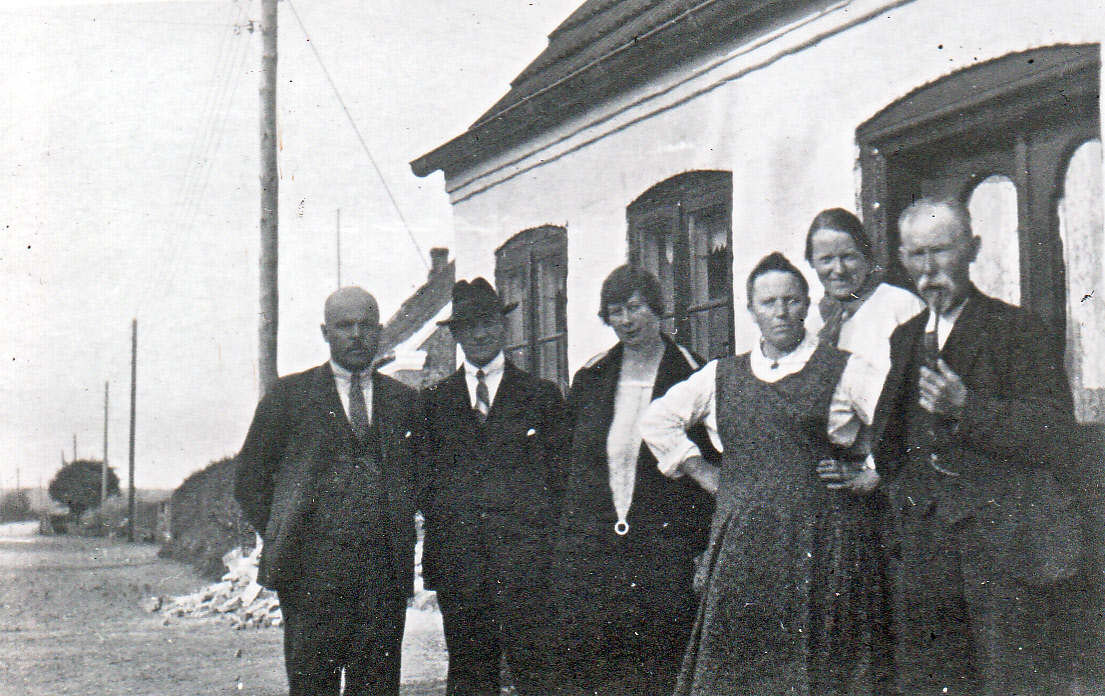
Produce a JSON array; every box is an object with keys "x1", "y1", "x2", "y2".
[{"x1": 641, "y1": 253, "x2": 887, "y2": 696}]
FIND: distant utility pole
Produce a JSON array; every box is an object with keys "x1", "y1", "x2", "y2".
[
  {"x1": 258, "y1": 0, "x2": 279, "y2": 397},
  {"x1": 127, "y1": 319, "x2": 137, "y2": 543},
  {"x1": 72, "y1": 433, "x2": 77, "y2": 461},
  {"x1": 102, "y1": 381, "x2": 109, "y2": 504}
]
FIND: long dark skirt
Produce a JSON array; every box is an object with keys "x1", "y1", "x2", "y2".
[{"x1": 675, "y1": 349, "x2": 891, "y2": 696}]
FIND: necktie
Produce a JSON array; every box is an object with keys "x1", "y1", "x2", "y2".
[
  {"x1": 920, "y1": 315, "x2": 956, "y2": 476},
  {"x1": 475, "y1": 369, "x2": 490, "y2": 424},
  {"x1": 349, "y1": 371, "x2": 370, "y2": 441}
]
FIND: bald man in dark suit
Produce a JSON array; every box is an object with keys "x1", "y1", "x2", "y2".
[{"x1": 235, "y1": 287, "x2": 423, "y2": 696}]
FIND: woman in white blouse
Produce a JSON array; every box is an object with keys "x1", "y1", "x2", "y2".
[
  {"x1": 551, "y1": 266, "x2": 718, "y2": 696},
  {"x1": 805, "y1": 207, "x2": 924, "y2": 390}
]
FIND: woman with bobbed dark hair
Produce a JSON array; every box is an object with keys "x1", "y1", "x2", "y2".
[
  {"x1": 805, "y1": 207, "x2": 923, "y2": 385},
  {"x1": 551, "y1": 264, "x2": 719, "y2": 696}
]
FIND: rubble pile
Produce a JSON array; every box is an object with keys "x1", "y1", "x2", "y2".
[
  {"x1": 146, "y1": 531, "x2": 441, "y2": 631},
  {"x1": 147, "y1": 545, "x2": 282, "y2": 629}
]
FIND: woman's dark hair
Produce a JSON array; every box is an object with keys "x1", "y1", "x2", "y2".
[
  {"x1": 746, "y1": 252, "x2": 809, "y2": 303},
  {"x1": 599, "y1": 265, "x2": 665, "y2": 324},
  {"x1": 804, "y1": 208, "x2": 875, "y2": 264}
]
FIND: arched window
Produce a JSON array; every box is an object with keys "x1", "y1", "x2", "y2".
[
  {"x1": 858, "y1": 43, "x2": 1100, "y2": 341},
  {"x1": 967, "y1": 174, "x2": 1020, "y2": 305},
  {"x1": 627, "y1": 171, "x2": 734, "y2": 360},
  {"x1": 1059, "y1": 139, "x2": 1105, "y2": 420},
  {"x1": 495, "y1": 225, "x2": 569, "y2": 391}
]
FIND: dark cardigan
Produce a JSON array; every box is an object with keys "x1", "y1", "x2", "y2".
[{"x1": 557, "y1": 337, "x2": 718, "y2": 543}]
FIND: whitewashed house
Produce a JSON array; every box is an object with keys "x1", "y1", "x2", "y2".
[{"x1": 411, "y1": 0, "x2": 1103, "y2": 422}]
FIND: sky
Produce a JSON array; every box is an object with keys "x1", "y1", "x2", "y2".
[{"x1": 0, "y1": 0, "x2": 582, "y2": 491}]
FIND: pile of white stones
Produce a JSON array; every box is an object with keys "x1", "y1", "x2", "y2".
[
  {"x1": 146, "y1": 544, "x2": 282, "y2": 629},
  {"x1": 145, "y1": 532, "x2": 441, "y2": 630}
]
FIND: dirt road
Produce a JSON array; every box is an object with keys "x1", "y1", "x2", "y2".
[{"x1": 0, "y1": 526, "x2": 448, "y2": 696}]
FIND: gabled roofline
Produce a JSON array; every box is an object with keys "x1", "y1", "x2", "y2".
[{"x1": 411, "y1": 0, "x2": 830, "y2": 181}]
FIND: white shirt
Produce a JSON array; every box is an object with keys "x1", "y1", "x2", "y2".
[
  {"x1": 329, "y1": 360, "x2": 373, "y2": 424},
  {"x1": 640, "y1": 332, "x2": 881, "y2": 477},
  {"x1": 606, "y1": 370, "x2": 660, "y2": 530},
  {"x1": 464, "y1": 352, "x2": 506, "y2": 409},
  {"x1": 809, "y1": 283, "x2": 925, "y2": 390},
  {"x1": 924, "y1": 297, "x2": 969, "y2": 350}
]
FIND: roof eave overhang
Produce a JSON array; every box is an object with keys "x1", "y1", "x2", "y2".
[{"x1": 411, "y1": 0, "x2": 827, "y2": 181}]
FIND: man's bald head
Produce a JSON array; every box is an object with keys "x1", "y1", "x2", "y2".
[
  {"x1": 898, "y1": 198, "x2": 973, "y2": 242},
  {"x1": 324, "y1": 287, "x2": 380, "y2": 325},
  {"x1": 321, "y1": 287, "x2": 382, "y2": 372}
]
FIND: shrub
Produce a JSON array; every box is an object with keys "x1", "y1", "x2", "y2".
[
  {"x1": 158, "y1": 457, "x2": 255, "y2": 579},
  {"x1": 48, "y1": 460, "x2": 120, "y2": 521},
  {"x1": 0, "y1": 490, "x2": 33, "y2": 523}
]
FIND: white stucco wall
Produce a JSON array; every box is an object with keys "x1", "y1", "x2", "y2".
[{"x1": 445, "y1": 0, "x2": 1104, "y2": 373}]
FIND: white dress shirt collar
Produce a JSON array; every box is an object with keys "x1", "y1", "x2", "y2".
[
  {"x1": 750, "y1": 330, "x2": 818, "y2": 383},
  {"x1": 329, "y1": 360, "x2": 373, "y2": 423},
  {"x1": 464, "y1": 352, "x2": 506, "y2": 409},
  {"x1": 923, "y1": 296, "x2": 969, "y2": 349}
]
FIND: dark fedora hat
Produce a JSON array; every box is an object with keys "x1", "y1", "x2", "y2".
[{"x1": 438, "y1": 277, "x2": 518, "y2": 326}]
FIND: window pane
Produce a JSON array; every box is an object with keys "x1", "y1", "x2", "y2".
[
  {"x1": 494, "y1": 225, "x2": 568, "y2": 387},
  {"x1": 1058, "y1": 139, "x2": 1104, "y2": 419},
  {"x1": 688, "y1": 205, "x2": 731, "y2": 305},
  {"x1": 967, "y1": 174, "x2": 1020, "y2": 305},
  {"x1": 536, "y1": 339, "x2": 567, "y2": 393},
  {"x1": 638, "y1": 216, "x2": 675, "y2": 317},
  {"x1": 627, "y1": 172, "x2": 734, "y2": 357},
  {"x1": 689, "y1": 305, "x2": 732, "y2": 361},
  {"x1": 497, "y1": 265, "x2": 529, "y2": 349},
  {"x1": 534, "y1": 252, "x2": 567, "y2": 341}
]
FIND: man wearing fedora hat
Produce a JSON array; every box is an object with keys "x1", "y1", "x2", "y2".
[{"x1": 420, "y1": 277, "x2": 570, "y2": 695}]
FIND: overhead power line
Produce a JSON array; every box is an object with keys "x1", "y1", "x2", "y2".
[
  {"x1": 140, "y1": 0, "x2": 255, "y2": 306},
  {"x1": 285, "y1": 0, "x2": 429, "y2": 271}
]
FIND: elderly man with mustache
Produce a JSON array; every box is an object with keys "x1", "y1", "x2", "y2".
[{"x1": 873, "y1": 198, "x2": 1078, "y2": 696}]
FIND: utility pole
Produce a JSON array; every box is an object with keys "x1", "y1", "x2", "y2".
[
  {"x1": 72, "y1": 434, "x2": 77, "y2": 462},
  {"x1": 102, "y1": 381, "x2": 109, "y2": 504},
  {"x1": 258, "y1": 0, "x2": 279, "y2": 396},
  {"x1": 127, "y1": 319, "x2": 137, "y2": 542}
]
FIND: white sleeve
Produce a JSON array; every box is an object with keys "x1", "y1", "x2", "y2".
[
  {"x1": 828, "y1": 353, "x2": 882, "y2": 447},
  {"x1": 640, "y1": 360, "x2": 720, "y2": 478}
]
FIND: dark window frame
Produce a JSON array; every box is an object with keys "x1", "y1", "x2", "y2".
[
  {"x1": 857, "y1": 43, "x2": 1101, "y2": 338},
  {"x1": 494, "y1": 225, "x2": 569, "y2": 391},
  {"x1": 627, "y1": 170, "x2": 735, "y2": 360}
]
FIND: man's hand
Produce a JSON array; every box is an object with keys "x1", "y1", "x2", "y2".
[{"x1": 918, "y1": 358, "x2": 967, "y2": 418}]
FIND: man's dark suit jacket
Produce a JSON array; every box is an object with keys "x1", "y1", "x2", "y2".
[
  {"x1": 873, "y1": 286, "x2": 1079, "y2": 582},
  {"x1": 234, "y1": 363, "x2": 421, "y2": 595},
  {"x1": 419, "y1": 360, "x2": 569, "y2": 609}
]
